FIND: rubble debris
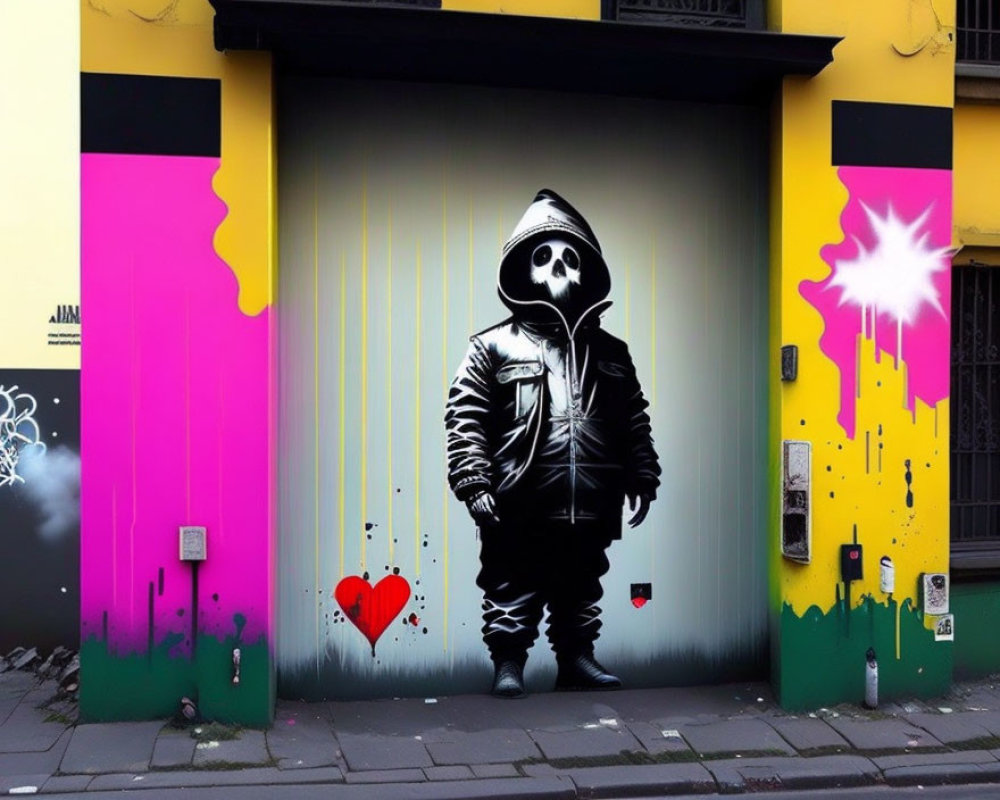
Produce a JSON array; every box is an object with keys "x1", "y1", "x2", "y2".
[
  {"x1": 1, "y1": 646, "x2": 80, "y2": 699},
  {"x1": 12, "y1": 647, "x2": 40, "y2": 671}
]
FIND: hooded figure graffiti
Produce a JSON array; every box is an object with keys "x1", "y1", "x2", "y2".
[{"x1": 445, "y1": 189, "x2": 661, "y2": 698}]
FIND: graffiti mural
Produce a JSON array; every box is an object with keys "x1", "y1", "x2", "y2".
[
  {"x1": 800, "y1": 168, "x2": 952, "y2": 440},
  {"x1": 0, "y1": 383, "x2": 45, "y2": 487},
  {"x1": 445, "y1": 189, "x2": 660, "y2": 697},
  {"x1": 0, "y1": 369, "x2": 81, "y2": 652},
  {"x1": 277, "y1": 78, "x2": 771, "y2": 700}
]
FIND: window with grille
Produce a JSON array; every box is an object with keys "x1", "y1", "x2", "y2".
[
  {"x1": 606, "y1": 0, "x2": 765, "y2": 28},
  {"x1": 958, "y1": 0, "x2": 1000, "y2": 63},
  {"x1": 951, "y1": 265, "x2": 1000, "y2": 561}
]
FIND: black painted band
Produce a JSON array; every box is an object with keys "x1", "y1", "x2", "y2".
[
  {"x1": 832, "y1": 100, "x2": 952, "y2": 170},
  {"x1": 82, "y1": 73, "x2": 221, "y2": 157}
]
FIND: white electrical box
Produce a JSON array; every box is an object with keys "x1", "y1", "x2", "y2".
[{"x1": 179, "y1": 526, "x2": 207, "y2": 561}]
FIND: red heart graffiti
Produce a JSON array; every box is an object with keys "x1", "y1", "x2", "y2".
[{"x1": 334, "y1": 574, "x2": 411, "y2": 656}]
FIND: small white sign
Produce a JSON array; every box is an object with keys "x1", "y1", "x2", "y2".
[
  {"x1": 179, "y1": 526, "x2": 207, "y2": 561},
  {"x1": 934, "y1": 614, "x2": 954, "y2": 642}
]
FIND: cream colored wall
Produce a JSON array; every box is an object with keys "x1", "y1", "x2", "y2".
[{"x1": 0, "y1": 0, "x2": 80, "y2": 369}]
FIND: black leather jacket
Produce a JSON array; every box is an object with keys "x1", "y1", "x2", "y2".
[
  {"x1": 445, "y1": 305, "x2": 660, "y2": 527},
  {"x1": 446, "y1": 189, "x2": 660, "y2": 528}
]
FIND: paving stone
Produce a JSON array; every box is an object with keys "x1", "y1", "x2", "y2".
[
  {"x1": 826, "y1": 716, "x2": 944, "y2": 751},
  {"x1": 565, "y1": 762, "x2": 716, "y2": 796},
  {"x1": 623, "y1": 720, "x2": 697, "y2": 756},
  {"x1": 87, "y1": 767, "x2": 344, "y2": 789},
  {"x1": 520, "y1": 762, "x2": 558, "y2": 777},
  {"x1": 905, "y1": 711, "x2": 997, "y2": 744},
  {"x1": 425, "y1": 765, "x2": 475, "y2": 781},
  {"x1": 344, "y1": 768, "x2": 427, "y2": 783},
  {"x1": 86, "y1": 773, "x2": 150, "y2": 791},
  {"x1": 0, "y1": 774, "x2": 50, "y2": 794},
  {"x1": 528, "y1": 725, "x2": 642, "y2": 760},
  {"x1": 970, "y1": 711, "x2": 1000, "y2": 737},
  {"x1": 40, "y1": 774, "x2": 93, "y2": 793},
  {"x1": 424, "y1": 728, "x2": 541, "y2": 765},
  {"x1": 471, "y1": 763, "x2": 519, "y2": 778},
  {"x1": 873, "y1": 749, "x2": 998, "y2": 769},
  {"x1": 150, "y1": 730, "x2": 196, "y2": 768},
  {"x1": 705, "y1": 754, "x2": 879, "y2": 792},
  {"x1": 192, "y1": 729, "x2": 270, "y2": 767},
  {"x1": 883, "y1": 762, "x2": 1000, "y2": 787},
  {"x1": 267, "y1": 706, "x2": 339, "y2": 768},
  {"x1": 0, "y1": 728, "x2": 72, "y2": 776},
  {"x1": 0, "y1": 689, "x2": 70, "y2": 753},
  {"x1": 59, "y1": 721, "x2": 163, "y2": 774},
  {"x1": 770, "y1": 718, "x2": 850, "y2": 752},
  {"x1": 336, "y1": 731, "x2": 433, "y2": 771},
  {"x1": 679, "y1": 718, "x2": 795, "y2": 757}
]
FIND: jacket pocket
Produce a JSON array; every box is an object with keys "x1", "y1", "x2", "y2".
[{"x1": 497, "y1": 361, "x2": 544, "y2": 419}]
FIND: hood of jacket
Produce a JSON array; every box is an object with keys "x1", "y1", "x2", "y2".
[{"x1": 497, "y1": 189, "x2": 612, "y2": 330}]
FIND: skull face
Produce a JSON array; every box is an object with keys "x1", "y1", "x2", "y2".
[{"x1": 530, "y1": 238, "x2": 582, "y2": 300}]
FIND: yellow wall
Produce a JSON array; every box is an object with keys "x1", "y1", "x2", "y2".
[
  {"x1": 770, "y1": 0, "x2": 955, "y2": 703},
  {"x1": 82, "y1": 0, "x2": 275, "y2": 317},
  {"x1": 0, "y1": 0, "x2": 80, "y2": 369},
  {"x1": 954, "y1": 102, "x2": 1000, "y2": 251}
]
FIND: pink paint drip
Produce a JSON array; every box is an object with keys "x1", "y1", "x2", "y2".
[
  {"x1": 800, "y1": 167, "x2": 951, "y2": 439},
  {"x1": 81, "y1": 154, "x2": 273, "y2": 654}
]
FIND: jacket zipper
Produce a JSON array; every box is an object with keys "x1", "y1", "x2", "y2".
[{"x1": 568, "y1": 335, "x2": 578, "y2": 525}]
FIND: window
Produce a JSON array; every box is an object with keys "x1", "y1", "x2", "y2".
[
  {"x1": 951, "y1": 264, "x2": 1000, "y2": 569},
  {"x1": 958, "y1": 0, "x2": 1000, "y2": 63},
  {"x1": 605, "y1": 0, "x2": 765, "y2": 29}
]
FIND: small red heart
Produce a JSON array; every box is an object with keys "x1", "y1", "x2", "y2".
[
  {"x1": 334, "y1": 574, "x2": 411, "y2": 656},
  {"x1": 631, "y1": 597, "x2": 648, "y2": 609}
]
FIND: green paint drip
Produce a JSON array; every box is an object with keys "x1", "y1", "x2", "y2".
[
  {"x1": 778, "y1": 596, "x2": 951, "y2": 711},
  {"x1": 80, "y1": 621, "x2": 273, "y2": 726}
]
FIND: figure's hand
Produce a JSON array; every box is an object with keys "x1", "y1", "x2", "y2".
[
  {"x1": 627, "y1": 493, "x2": 652, "y2": 528},
  {"x1": 467, "y1": 491, "x2": 500, "y2": 526}
]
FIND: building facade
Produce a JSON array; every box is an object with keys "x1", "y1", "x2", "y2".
[{"x1": 1, "y1": 0, "x2": 996, "y2": 724}]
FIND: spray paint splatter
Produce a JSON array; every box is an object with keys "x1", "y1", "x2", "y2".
[
  {"x1": 904, "y1": 459, "x2": 914, "y2": 508},
  {"x1": 800, "y1": 167, "x2": 951, "y2": 439}
]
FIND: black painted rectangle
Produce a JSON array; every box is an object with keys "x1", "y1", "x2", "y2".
[
  {"x1": 82, "y1": 73, "x2": 221, "y2": 157},
  {"x1": 832, "y1": 100, "x2": 952, "y2": 170}
]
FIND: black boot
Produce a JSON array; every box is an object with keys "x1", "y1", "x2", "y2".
[
  {"x1": 491, "y1": 660, "x2": 527, "y2": 698},
  {"x1": 555, "y1": 653, "x2": 621, "y2": 691}
]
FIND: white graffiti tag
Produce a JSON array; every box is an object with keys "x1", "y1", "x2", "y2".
[{"x1": 0, "y1": 385, "x2": 46, "y2": 488}]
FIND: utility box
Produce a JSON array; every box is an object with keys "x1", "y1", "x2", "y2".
[
  {"x1": 179, "y1": 526, "x2": 207, "y2": 562},
  {"x1": 782, "y1": 440, "x2": 811, "y2": 563}
]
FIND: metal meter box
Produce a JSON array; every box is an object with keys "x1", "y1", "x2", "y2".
[
  {"x1": 781, "y1": 440, "x2": 811, "y2": 563},
  {"x1": 179, "y1": 526, "x2": 207, "y2": 561}
]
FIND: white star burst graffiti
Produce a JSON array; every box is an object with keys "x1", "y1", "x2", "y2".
[{"x1": 827, "y1": 202, "x2": 950, "y2": 363}]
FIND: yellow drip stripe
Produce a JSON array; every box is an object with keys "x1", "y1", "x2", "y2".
[
  {"x1": 387, "y1": 202, "x2": 394, "y2": 565},
  {"x1": 339, "y1": 252, "x2": 346, "y2": 579},
  {"x1": 650, "y1": 240, "x2": 656, "y2": 409},
  {"x1": 361, "y1": 170, "x2": 369, "y2": 570},
  {"x1": 313, "y1": 166, "x2": 321, "y2": 668},
  {"x1": 442, "y1": 179, "x2": 450, "y2": 652},
  {"x1": 415, "y1": 241, "x2": 423, "y2": 576}
]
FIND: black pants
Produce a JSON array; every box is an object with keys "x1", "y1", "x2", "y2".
[{"x1": 476, "y1": 519, "x2": 613, "y2": 666}]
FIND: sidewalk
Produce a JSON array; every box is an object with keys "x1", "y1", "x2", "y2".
[{"x1": 4, "y1": 669, "x2": 1000, "y2": 797}]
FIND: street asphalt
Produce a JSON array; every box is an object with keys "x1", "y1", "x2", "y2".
[{"x1": 5, "y1": 669, "x2": 1000, "y2": 797}]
